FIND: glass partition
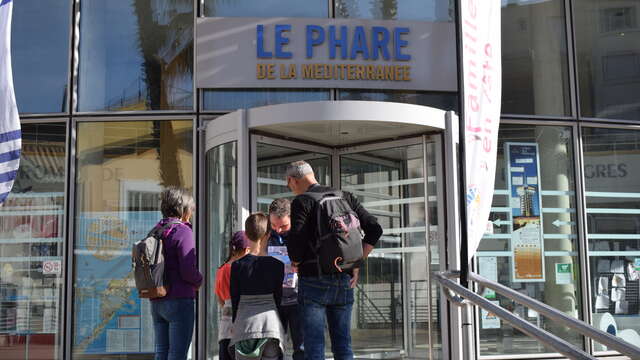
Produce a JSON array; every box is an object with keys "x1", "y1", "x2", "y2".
[
  {"x1": 12, "y1": 0, "x2": 70, "y2": 114},
  {"x1": 477, "y1": 124, "x2": 583, "y2": 356},
  {"x1": 254, "y1": 140, "x2": 332, "y2": 213},
  {"x1": 72, "y1": 120, "x2": 193, "y2": 359},
  {"x1": 77, "y1": 0, "x2": 193, "y2": 112},
  {"x1": 334, "y1": 0, "x2": 453, "y2": 21},
  {"x1": 0, "y1": 123, "x2": 66, "y2": 360},
  {"x1": 501, "y1": 0, "x2": 570, "y2": 116},
  {"x1": 340, "y1": 139, "x2": 442, "y2": 360},
  {"x1": 582, "y1": 127, "x2": 640, "y2": 353},
  {"x1": 575, "y1": 0, "x2": 640, "y2": 121},
  {"x1": 205, "y1": 141, "x2": 238, "y2": 360},
  {"x1": 205, "y1": 0, "x2": 327, "y2": 17}
]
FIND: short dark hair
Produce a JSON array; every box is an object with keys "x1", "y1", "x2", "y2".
[
  {"x1": 160, "y1": 187, "x2": 195, "y2": 219},
  {"x1": 245, "y1": 213, "x2": 269, "y2": 242},
  {"x1": 268, "y1": 198, "x2": 290, "y2": 218}
]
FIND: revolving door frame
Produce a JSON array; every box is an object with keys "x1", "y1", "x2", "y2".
[{"x1": 202, "y1": 101, "x2": 455, "y2": 360}]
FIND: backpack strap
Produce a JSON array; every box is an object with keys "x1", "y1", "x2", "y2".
[{"x1": 151, "y1": 220, "x2": 183, "y2": 265}]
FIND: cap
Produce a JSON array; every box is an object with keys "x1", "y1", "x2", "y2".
[{"x1": 230, "y1": 231, "x2": 250, "y2": 251}]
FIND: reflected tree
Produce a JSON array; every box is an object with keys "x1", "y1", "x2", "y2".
[
  {"x1": 132, "y1": 0, "x2": 192, "y2": 110},
  {"x1": 371, "y1": 0, "x2": 397, "y2": 19}
]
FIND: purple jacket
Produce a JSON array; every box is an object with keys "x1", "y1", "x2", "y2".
[{"x1": 152, "y1": 218, "x2": 203, "y2": 300}]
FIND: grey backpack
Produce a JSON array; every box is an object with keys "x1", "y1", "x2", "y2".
[{"x1": 132, "y1": 221, "x2": 180, "y2": 299}]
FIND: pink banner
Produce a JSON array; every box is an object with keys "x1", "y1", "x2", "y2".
[{"x1": 460, "y1": 0, "x2": 502, "y2": 262}]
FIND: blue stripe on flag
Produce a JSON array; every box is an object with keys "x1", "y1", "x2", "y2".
[
  {"x1": 0, "y1": 170, "x2": 17, "y2": 183},
  {"x1": 0, "y1": 0, "x2": 11, "y2": 7},
  {"x1": 0, "y1": 129, "x2": 21, "y2": 143},
  {"x1": 0, "y1": 149, "x2": 20, "y2": 163},
  {"x1": 0, "y1": 191, "x2": 9, "y2": 204}
]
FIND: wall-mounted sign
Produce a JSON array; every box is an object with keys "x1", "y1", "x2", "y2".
[
  {"x1": 196, "y1": 17, "x2": 456, "y2": 91},
  {"x1": 506, "y1": 142, "x2": 545, "y2": 282}
]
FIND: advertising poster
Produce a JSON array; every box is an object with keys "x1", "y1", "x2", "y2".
[
  {"x1": 506, "y1": 143, "x2": 545, "y2": 282},
  {"x1": 481, "y1": 301, "x2": 502, "y2": 329},
  {"x1": 73, "y1": 211, "x2": 160, "y2": 355},
  {"x1": 478, "y1": 256, "x2": 498, "y2": 299},
  {"x1": 555, "y1": 263, "x2": 573, "y2": 285}
]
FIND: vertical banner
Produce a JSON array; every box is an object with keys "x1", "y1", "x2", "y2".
[
  {"x1": 506, "y1": 143, "x2": 545, "y2": 282},
  {"x1": 460, "y1": 0, "x2": 502, "y2": 262},
  {"x1": 0, "y1": 0, "x2": 22, "y2": 203}
]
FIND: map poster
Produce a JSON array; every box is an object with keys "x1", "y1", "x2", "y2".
[
  {"x1": 506, "y1": 143, "x2": 545, "y2": 282},
  {"x1": 74, "y1": 211, "x2": 160, "y2": 355}
]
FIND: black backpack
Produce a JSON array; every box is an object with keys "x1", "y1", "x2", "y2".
[
  {"x1": 132, "y1": 221, "x2": 180, "y2": 299},
  {"x1": 303, "y1": 190, "x2": 364, "y2": 274}
]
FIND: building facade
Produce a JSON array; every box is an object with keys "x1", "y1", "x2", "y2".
[{"x1": 1, "y1": 0, "x2": 639, "y2": 359}]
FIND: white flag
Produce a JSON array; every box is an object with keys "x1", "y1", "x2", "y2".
[
  {"x1": 0, "y1": 0, "x2": 21, "y2": 203},
  {"x1": 460, "y1": 0, "x2": 502, "y2": 262}
]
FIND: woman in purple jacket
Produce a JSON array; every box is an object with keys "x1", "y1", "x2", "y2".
[{"x1": 151, "y1": 187, "x2": 203, "y2": 360}]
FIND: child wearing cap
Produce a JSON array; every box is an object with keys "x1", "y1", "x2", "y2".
[{"x1": 216, "y1": 231, "x2": 251, "y2": 360}]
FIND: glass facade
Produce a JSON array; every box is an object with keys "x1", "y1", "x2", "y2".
[
  {"x1": 0, "y1": 123, "x2": 66, "y2": 359},
  {"x1": 12, "y1": 0, "x2": 70, "y2": 114},
  {"x1": 575, "y1": 0, "x2": 640, "y2": 120},
  {"x1": 501, "y1": 0, "x2": 571, "y2": 116},
  {"x1": 77, "y1": 0, "x2": 194, "y2": 112},
  {"x1": 478, "y1": 124, "x2": 583, "y2": 356},
  {"x1": 582, "y1": 127, "x2": 640, "y2": 353},
  {"x1": 72, "y1": 120, "x2": 193, "y2": 358},
  {"x1": 4, "y1": 0, "x2": 640, "y2": 359}
]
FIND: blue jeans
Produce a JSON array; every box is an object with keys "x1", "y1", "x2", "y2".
[
  {"x1": 151, "y1": 298, "x2": 195, "y2": 360},
  {"x1": 298, "y1": 274, "x2": 354, "y2": 360}
]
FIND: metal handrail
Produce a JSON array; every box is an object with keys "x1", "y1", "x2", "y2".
[
  {"x1": 467, "y1": 272, "x2": 640, "y2": 359},
  {"x1": 434, "y1": 272, "x2": 597, "y2": 360},
  {"x1": 436, "y1": 271, "x2": 640, "y2": 359}
]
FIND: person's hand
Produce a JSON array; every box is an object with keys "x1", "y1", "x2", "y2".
[{"x1": 349, "y1": 268, "x2": 360, "y2": 288}]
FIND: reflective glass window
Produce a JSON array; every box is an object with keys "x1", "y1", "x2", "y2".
[
  {"x1": 12, "y1": 0, "x2": 70, "y2": 114},
  {"x1": 575, "y1": 0, "x2": 640, "y2": 120},
  {"x1": 583, "y1": 127, "x2": 640, "y2": 353},
  {"x1": 202, "y1": 0, "x2": 328, "y2": 110},
  {"x1": 335, "y1": 0, "x2": 453, "y2": 21},
  {"x1": 338, "y1": 90, "x2": 457, "y2": 111},
  {"x1": 202, "y1": 89, "x2": 330, "y2": 111},
  {"x1": 205, "y1": 0, "x2": 327, "y2": 17},
  {"x1": 501, "y1": 0, "x2": 571, "y2": 116},
  {"x1": 77, "y1": 1, "x2": 193, "y2": 112},
  {"x1": 478, "y1": 124, "x2": 583, "y2": 356},
  {"x1": 72, "y1": 120, "x2": 193, "y2": 358},
  {"x1": 0, "y1": 123, "x2": 66, "y2": 360},
  {"x1": 334, "y1": 1, "x2": 453, "y2": 104}
]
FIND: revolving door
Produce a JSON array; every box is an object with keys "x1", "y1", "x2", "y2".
[{"x1": 205, "y1": 101, "x2": 448, "y2": 360}]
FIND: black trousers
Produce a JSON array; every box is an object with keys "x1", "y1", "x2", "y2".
[
  {"x1": 219, "y1": 339, "x2": 235, "y2": 360},
  {"x1": 280, "y1": 303, "x2": 304, "y2": 360}
]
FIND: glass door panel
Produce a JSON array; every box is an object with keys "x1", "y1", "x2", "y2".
[
  {"x1": 340, "y1": 141, "x2": 434, "y2": 359},
  {"x1": 253, "y1": 138, "x2": 332, "y2": 213}
]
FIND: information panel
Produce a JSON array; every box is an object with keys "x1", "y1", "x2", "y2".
[
  {"x1": 506, "y1": 143, "x2": 545, "y2": 282},
  {"x1": 196, "y1": 17, "x2": 456, "y2": 91}
]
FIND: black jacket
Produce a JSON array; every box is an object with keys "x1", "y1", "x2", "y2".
[{"x1": 287, "y1": 184, "x2": 383, "y2": 276}]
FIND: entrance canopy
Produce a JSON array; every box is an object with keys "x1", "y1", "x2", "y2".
[{"x1": 205, "y1": 100, "x2": 446, "y2": 150}]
